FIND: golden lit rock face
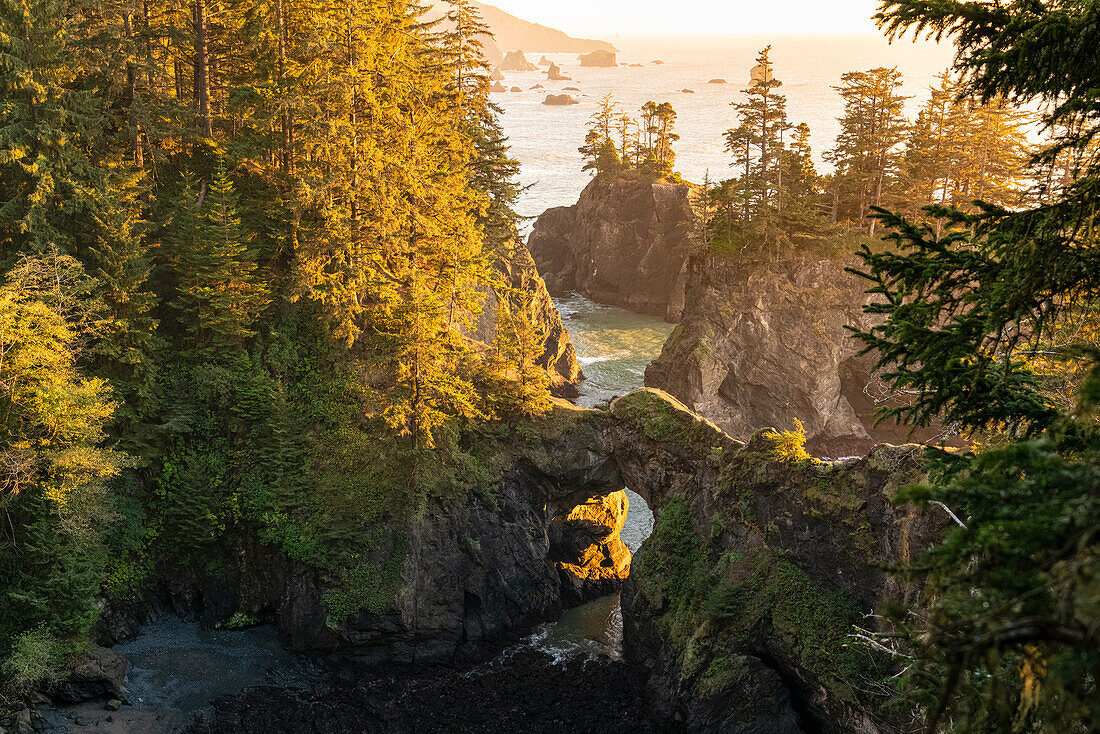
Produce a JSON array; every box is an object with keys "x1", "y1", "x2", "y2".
[{"x1": 550, "y1": 490, "x2": 632, "y2": 604}]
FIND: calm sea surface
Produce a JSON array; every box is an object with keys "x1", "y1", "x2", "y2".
[{"x1": 493, "y1": 34, "x2": 955, "y2": 222}]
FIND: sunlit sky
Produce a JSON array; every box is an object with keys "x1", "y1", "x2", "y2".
[{"x1": 486, "y1": 0, "x2": 885, "y2": 36}]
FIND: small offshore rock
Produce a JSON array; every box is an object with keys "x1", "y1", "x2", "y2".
[
  {"x1": 546, "y1": 62, "x2": 569, "y2": 81},
  {"x1": 542, "y1": 94, "x2": 579, "y2": 106},
  {"x1": 578, "y1": 49, "x2": 617, "y2": 67},
  {"x1": 708, "y1": 78, "x2": 727, "y2": 84}
]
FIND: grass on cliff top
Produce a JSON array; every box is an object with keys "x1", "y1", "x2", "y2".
[{"x1": 610, "y1": 389, "x2": 723, "y2": 450}]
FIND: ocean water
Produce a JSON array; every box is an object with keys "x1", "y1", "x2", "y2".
[{"x1": 493, "y1": 34, "x2": 955, "y2": 221}]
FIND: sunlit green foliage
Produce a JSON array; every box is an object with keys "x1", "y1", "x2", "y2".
[{"x1": 0, "y1": 0, "x2": 550, "y2": 697}]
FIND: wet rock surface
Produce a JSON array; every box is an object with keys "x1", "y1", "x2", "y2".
[{"x1": 185, "y1": 648, "x2": 659, "y2": 734}]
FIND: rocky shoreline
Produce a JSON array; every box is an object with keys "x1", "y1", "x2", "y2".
[{"x1": 186, "y1": 647, "x2": 658, "y2": 734}]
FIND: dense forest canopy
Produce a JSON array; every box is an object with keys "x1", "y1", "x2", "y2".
[
  {"x1": 1, "y1": 0, "x2": 1097, "y2": 730},
  {"x1": 0, "y1": 0, "x2": 550, "y2": 695}
]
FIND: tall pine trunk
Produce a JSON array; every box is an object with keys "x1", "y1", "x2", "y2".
[{"x1": 193, "y1": 0, "x2": 212, "y2": 137}]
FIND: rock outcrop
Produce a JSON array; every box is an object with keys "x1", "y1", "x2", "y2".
[
  {"x1": 48, "y1": 645, "x2": 128, "y2": 703},
  {"x1": 468, "y1": 243, "x2": 582, "y2": 398},
  {"x1": 603, "y1": 390, "x2": 941, "y2": 734},
  {"x1": 579, "y1": 49, "x2": 617, "y2": 67},
  {"x1": 550, "y1": 490, "x2": 632, "y2": 604},
  {"x1": 527, "y1": 175, "x2": 693, "y2": 319},
  {"x1": 644, "y1": 254, "x2": 910, "y2": 456},
  {"x1": 545, "y1": 62, "x2": 569, "y2": 81},
  {"x1": 89, "y1": 386, "x2": 938, "y2": 733},
  {"x1": 501, "y1": 50, "x2": 537, "y2": 72},
  {"x1": 542, "y1": 93, "x2": 578, "y2": 106}
]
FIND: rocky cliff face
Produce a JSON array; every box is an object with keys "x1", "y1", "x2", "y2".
[
  {"x1": 603, "y1": 390, "x2": 942, "y2": 734},
  {"x1": 527, "y1": 175, "x2": 694, "y2": 320},
  {"x1": 469, "y1": 242, "x2": 583, "y2": 398},
  {"x1": 99, "y1": 403, "x2": 625, "y2": 665},
  {"x1": 645, "y1": 254, "x2": 909, "y2": 457},
  {"x1": 89, "y1": 388, "x2": 939, "y2": 734}
]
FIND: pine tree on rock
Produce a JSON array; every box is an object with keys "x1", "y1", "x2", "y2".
[
  {"x1": 724, "y1": 46, "x2": 791, "y2": 232},
  {"x1": 825, "y1": 67, "x2": 909, "y2": 233}
]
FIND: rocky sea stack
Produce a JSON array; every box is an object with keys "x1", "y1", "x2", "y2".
[
  {"x1": 579, "y1": 49, "x2": 617, "y2": 67},
  {"x1": 501, "y1": 50, "x2": 537, "y2": 72},
  {"x1": 527, "y1": 175, "x2": 694, "y2": 320}
]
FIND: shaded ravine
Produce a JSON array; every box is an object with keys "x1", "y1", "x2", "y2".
[
  {"x1": 35, "y1": 295, "x2": 667, "y2": 734},
  {"x1": 181, "y1": 295, "x2": 669, "y2": 733}
]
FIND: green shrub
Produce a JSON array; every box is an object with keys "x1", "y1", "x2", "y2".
[
  {"x1": 2, "y1": 627, "x2": 69, "y2": 694},
  {"x1": 766, "y1": 419, "x2": 810, "y2": 462}
]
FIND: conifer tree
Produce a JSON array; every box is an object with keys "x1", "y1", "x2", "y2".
[
  {"x1": 580, "y1": 93, "x2": 622, "y2": 174},
  {"x1": 849, "y1": 2, "x2": 1100, "y2": 728},
  {"x1": 724, "y1": 46, "x2": 791, "y2": 228},
  {"x1": 169, "y1": 163, "x2": 270, "y2": 352},
  {"x1": 637, "y1": 101, "x2": 679, "y2": 177},
  {"x1": 825, "y1": 67, "x2": 909, "y2": 233}
]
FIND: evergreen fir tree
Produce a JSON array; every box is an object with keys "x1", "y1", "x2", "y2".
[{"x1": 825, "y1": 67, "x2": 909, "y2": 233}]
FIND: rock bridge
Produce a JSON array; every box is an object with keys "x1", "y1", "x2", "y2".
[{"x1": 222, "y1": 388, "x2": 940, "y2": 733}]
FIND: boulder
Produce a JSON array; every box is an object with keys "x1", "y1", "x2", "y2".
[
  {"x1": 550, "y1": 491, "x2": 632, "y2": 604},
  {"x1": 501, "y1": 50, "x2": 537, "y2": 72},
  {"x1": 542, "y1": 93, "x2": 579, "y2": 106},
  {"x1": 491, "y1": 81, "x2": 507, "y2": 92},
  {"x1": 49, "y1": 645, "x2": 127, "y2": 703},
  {"x1": 509, "y1": 86, "x2": 522, "y2": 92},
  {"x1": 578, "y1": 50, "x2": 617, "y2": 67},
  {"x1": 707, "y1": 78, "x2": 727, "y2": 84},
  {"x1": 681, "y1": 88, "x2": 695, "y2": 93},
  {"x1": 527, "y1": 175, "x2": 693, "y2": 319},
  {"x1": 529, "y1": 84, "x2": 544, "y2": 90},
  {"x1": 563, "y1": 86, "x2": 580, "y2": 91},
  {"x1": 651, "y1": 59, "x2": 664, "y2": 64}
]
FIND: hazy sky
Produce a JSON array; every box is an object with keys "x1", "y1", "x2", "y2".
[{"x1": 487, "y1": 0, "x2": 885, "y2": 36}]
